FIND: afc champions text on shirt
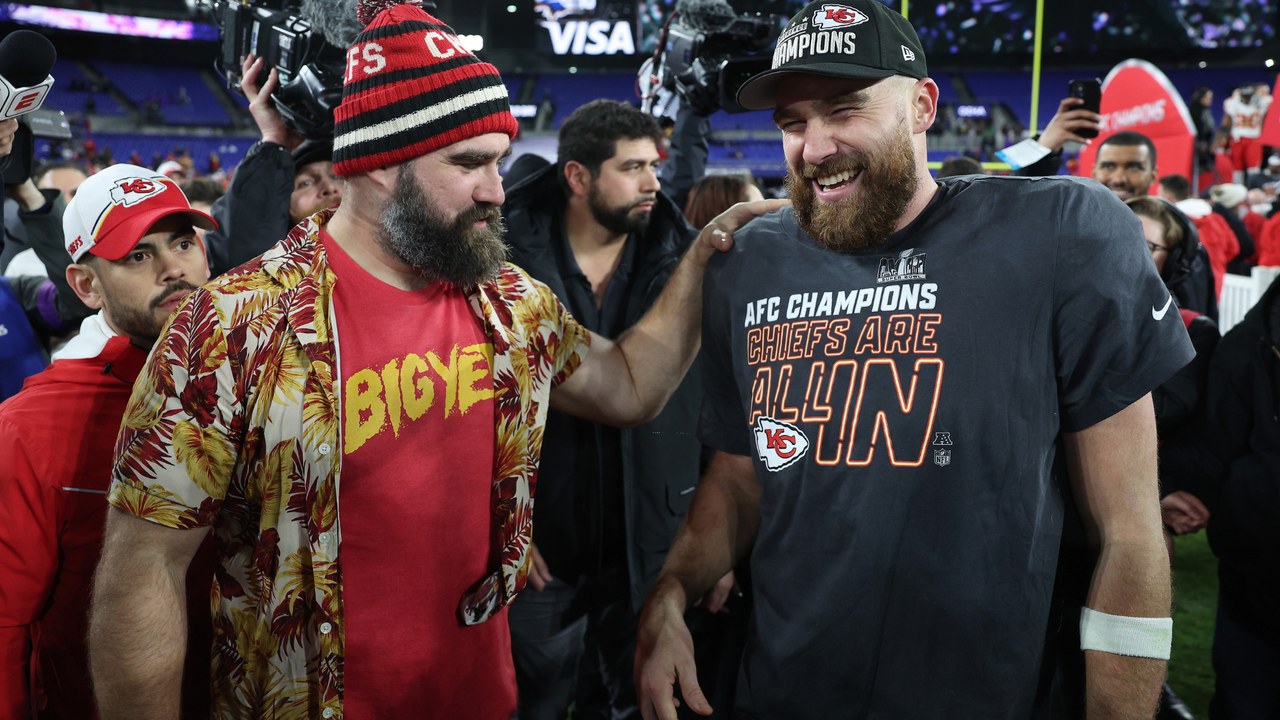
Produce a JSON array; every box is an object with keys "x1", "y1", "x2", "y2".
[{"x1": 742, "y1": 249, "x2": 946, "y2": 472}]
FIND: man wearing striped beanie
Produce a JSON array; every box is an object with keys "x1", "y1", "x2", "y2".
[{"x1": 89, "y1": 1, "x2": 785, "y2": 718}]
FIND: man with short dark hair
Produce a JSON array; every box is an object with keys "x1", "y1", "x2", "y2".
[
  {"x1": 636, "y1": 1, "x2": 1195, "y2": 717},
  {"x1": 1093, "y1": 131, "x2": 1160, "y2": 200},
  {"x1": 1158, "y1": 173, "x2": 1192, "y2": 202},
  {"x1": 34, "y1": 161, "x2": 89, "y2": 203},
  {"x1": 936, "y1": 154, "x2": 984, "y2": 178},
  {"x1": 501, "y1": 98, "x2": 725, "y2": 719}
]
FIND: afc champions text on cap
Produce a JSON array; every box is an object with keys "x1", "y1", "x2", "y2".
[{"x1": 737, "y1": 0, "x2": 927, "y2": 111}]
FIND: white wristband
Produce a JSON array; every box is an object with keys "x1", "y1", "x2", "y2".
[{"x1": 1079, "y1": 607, "x2": 1172, "y2": 660}]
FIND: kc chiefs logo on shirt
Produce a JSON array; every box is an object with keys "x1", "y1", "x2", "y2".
[
  {"x1": 108, "y1": 177, "x2": 166, "y2": 207},
  {"x1": 754, "y1": 416, "x2": 810, "y2": 471},
  {"x1": 813, "y1": 4, "x2": 869, "y2": 29}
]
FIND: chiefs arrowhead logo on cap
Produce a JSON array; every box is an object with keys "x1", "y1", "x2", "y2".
[
  {"x1": 754, "y1": 416, "x2": 810, "y2": 472},
  {"x1": 108, "y1": 177, "x2": 167, "y2": 208},
  {"x1": 813, "y1": 3, "x2": 869, "y2": 29}
]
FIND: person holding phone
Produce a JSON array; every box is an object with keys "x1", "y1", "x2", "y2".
[{"x1": 1012, "y1": 90, "x2": 1102, "y2": 177}]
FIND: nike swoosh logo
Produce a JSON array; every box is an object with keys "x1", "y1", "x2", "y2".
[{"x1": 1152, "y1": 295, "x2": 1173, "y2": 321}]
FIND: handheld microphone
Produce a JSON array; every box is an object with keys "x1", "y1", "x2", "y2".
[{"x1": 0, "y1": 30, "x2": 57, "y2": 121}]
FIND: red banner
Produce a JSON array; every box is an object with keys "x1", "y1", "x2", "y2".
[
  {"x1": 1077, "y1": 59, "x2": 1196, "y2": 182},
  {"x1": 1260, "y1": 77, "x2": 1280, "y2": 147}
]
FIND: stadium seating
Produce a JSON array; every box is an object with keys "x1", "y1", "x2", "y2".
[
  {"x1": 536, "y1": 72, "x2": 636, "y2": 127},
  {"x1": 90, "y1": 61, "x2": 231, "y2": 126},
  {"x1": 45, "y1": 58, "x2": 128, "y2": 118},
  {"x1": 59, "y1": 132, "x2": 258, "y2": 174}
]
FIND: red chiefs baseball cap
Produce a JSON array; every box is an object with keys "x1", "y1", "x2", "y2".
[{"x1": 62, "y1": 164, "x2": 217, "y2": 263}]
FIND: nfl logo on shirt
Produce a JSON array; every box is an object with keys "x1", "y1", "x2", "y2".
[
  {"x1": 933, "y1": 448, "x2": 951, "y2": 467},
  {"x1": 753, "y1": 416, "x2": 810, "y2": 472}
]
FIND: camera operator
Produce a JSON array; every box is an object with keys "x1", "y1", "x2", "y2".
[
  {"x1": 658, "y1": 101, "x2": 710, "y2": 214},
  {"x1": 203, "y1": 54, "x2": 342, "y2": 277}
]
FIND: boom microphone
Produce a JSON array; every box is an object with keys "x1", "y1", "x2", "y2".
[
  {"x1": 675, "y1": 0, "x2": 737, "y2": 32},
  {"x1": 0, "y1": 30, "x2": 56, "y2": 121},
  {"x1": 300, "y1": 0, "x2": 365, "y2": 50}
]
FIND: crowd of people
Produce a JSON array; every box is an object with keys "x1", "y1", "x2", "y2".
[{"x1": 1, "y1": 0, "x2": 1278, "y2": 719}]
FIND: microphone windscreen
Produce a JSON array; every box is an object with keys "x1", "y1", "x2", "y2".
[
  {"x1": 301, "y1": 0, "x2": 365, "y2": 49},
  {"x1": 0, "y1": 30, "x2": 55, "y2": 88},
  {"x1": 676, "y1": 0, "x2": 737, "y2": 33}
]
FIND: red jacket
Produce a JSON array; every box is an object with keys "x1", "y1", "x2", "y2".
[
  {"x1": 1179, "y1": 199, "x2": 1238, "y2": 295},
  {"x1": 1258, "y1": 213, "x2": 1280, "y2": 267},
  {"x1": 0, "y1": 336, "x2": 213, "y2": 720}
]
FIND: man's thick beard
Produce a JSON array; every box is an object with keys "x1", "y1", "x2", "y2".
[
  {"x1": 785, "y1": 120, "x2": 919, "y2": 254},
  {"x1": 378, "y1": 165, "x2": 509, "y2": 288},
  {"x1": 588, "y1": 182, "x2": 654, "y2": 237}
]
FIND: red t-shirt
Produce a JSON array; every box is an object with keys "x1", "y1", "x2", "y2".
[{"x1": 321, "y1": 229, "x2": 514, "y2": 719}]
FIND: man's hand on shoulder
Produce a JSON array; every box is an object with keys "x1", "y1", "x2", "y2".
[
  {"x1": 689, "y1": 198, "x2": 790, "y2": 266},
  {"x1": 549, "y1": 198, "x2": 789, "y2": 428}
]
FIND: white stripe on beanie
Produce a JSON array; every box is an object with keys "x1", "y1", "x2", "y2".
[{"x1": 334, "y1": 84, "x2": 509, "y2": 152}]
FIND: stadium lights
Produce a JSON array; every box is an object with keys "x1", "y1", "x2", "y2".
[
  {"x1": 1199, "y1": 61, "x2": 1207, "y2": 68},
  {"x1": 1269, "y1": 59, "x2": 1276, "y2": 68},
  {"x1": 459, "y1": 34, "x2": 483, "y2": 52},
  {"x1": 507, "y1": 4, "x2": 517, "y2": 11}
]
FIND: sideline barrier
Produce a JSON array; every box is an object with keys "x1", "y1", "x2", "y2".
[{"x1": 1218, "y1": 266, "x2": 1280, "y2": 334}]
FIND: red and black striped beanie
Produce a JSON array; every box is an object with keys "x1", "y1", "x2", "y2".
[{"x1": 332, "y1": 0, "x2": 519, "y2": 176}]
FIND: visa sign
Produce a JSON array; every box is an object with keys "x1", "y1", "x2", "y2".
[{"x1": 542, "y1": 19, "x2": 635, "y2": 55}]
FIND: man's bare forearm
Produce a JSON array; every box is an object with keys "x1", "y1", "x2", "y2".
[
  {"x1": 1064, "y1": 396, "x2": 1169, "y2": 719},
  {"x1": 613, "y1": 240, "x2": 713, "y2": 422},
  {"x1": 1083, "y1": 536, "x2": 1169, "y2": 719},
  {"x1": 90, "y1": 512, "x2": 201, "y2": 720},
  {"x1": 651, "y1": 452, "x2": 761, "y2": 610}
]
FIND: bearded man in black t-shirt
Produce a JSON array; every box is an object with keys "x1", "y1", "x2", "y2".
[{"x1": 634, "y1": 1, "x2": 1196, "y2": 719}]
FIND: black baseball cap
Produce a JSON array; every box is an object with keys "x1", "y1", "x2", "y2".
[
  {"x1": 292, "y1": 140, "x2": 334, "y2": 171},
  {"x1": 737, "y1": 0, "x2": 928, "y2": 111}
]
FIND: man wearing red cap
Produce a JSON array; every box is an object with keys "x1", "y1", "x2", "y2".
[
  {"x1": 0, "y1": 164, "x2": 217, "y2": 720},
  {"x1": 87, "y1": 3, "x2": 782, "y2": 719}
]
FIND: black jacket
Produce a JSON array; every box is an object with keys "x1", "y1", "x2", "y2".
[
  {"x1": 205, "y1": 141, "x2": 296, "y2": 277},
  {"x1": 1166, "y1": 280, "x2": 1280, "y2": 648},
  {"x1": 502, "y1": 164, "x2": 702, "y2": 611},
  {"x1": 17, "y1": 190, "x2": 95, "y2": 330}
]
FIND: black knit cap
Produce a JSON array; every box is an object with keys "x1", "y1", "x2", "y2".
[{"x1": 737, "y1": 0, "x2": 927, "y2": 110}]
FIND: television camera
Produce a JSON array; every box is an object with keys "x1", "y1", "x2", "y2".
[{"x1": 639, "y1": 0, "x2": 783, "y2": 116}]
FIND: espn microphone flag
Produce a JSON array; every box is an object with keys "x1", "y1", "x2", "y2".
[{"x1": 0, "y1": 30, "x2": 56, "y2": 120}]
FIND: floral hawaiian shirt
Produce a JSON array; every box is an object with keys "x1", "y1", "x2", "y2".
[{"x1": 108, "y1": 208, "x2": 591, "y2": 719}]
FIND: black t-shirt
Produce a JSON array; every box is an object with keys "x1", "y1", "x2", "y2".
[{"x1": 698, "y1": 175, "x2": 1195, "y2": 719}]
